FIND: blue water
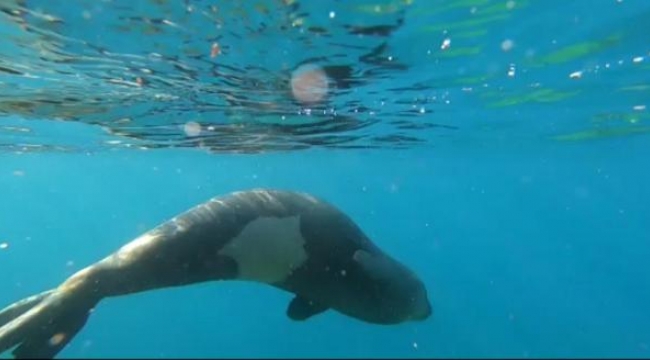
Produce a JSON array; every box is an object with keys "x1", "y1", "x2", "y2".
[{"x1": 1, "y1": 0, "x2": 650, "y2": 358}]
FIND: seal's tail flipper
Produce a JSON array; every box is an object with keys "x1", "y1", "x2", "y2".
[
  {"x1": 0, "y1": 290, "x2": 55, "y2": 329},
  {"x1": 0, "y1": 290, "x2": 95, "y2": 359}
]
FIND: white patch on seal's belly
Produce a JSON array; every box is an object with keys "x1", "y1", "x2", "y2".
[{"x1": 218, "y1": 216, "x2": 308, "y2": 284}]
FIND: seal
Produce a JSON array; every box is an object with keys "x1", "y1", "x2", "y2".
[{"x1": 0, "y1": 189, "x2": 432, "y2": 359}]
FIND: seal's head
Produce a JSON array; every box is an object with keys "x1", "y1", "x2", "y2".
[
  {"x1": 334, "y1": 248, "x2": 432, "y2": 325},
  {"x1": 274, "y1": 195, "x2": 433, "y2": 326}
]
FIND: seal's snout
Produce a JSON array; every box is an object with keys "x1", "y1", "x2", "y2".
[
  {"x1": 412, "y1": 297, "x2": 432, "y2": 321},
  {"x1": 405, "y1": 282, "x2": 432, "y2": 322}
]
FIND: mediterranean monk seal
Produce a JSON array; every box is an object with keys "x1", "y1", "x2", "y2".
[{"x1": 0, "y1": 189, "x2": 432, "y2": 359}]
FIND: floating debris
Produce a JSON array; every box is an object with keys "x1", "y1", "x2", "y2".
[{"x1": 569, "y1": 71, "x2": 583, "y2": 79}]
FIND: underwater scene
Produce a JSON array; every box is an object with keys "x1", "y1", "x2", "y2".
[{"x1": 0, "y1": 0, "x2": 649, "y2": 358}]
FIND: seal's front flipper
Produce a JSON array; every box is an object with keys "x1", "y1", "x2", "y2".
[
  {"x1": 286, "y1": 295, "x2": 329, "y2": 321},
  {"x1": 0, "y1": 291, "x2": 97, "y2": 359}
]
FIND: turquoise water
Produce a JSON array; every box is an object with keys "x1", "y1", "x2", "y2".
[{"x1": 1, "y1": 0, "x2": 650, "y2": 358}]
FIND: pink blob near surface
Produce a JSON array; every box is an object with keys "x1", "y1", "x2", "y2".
[{"x1": 290, "y1": 65, "x2": 329, "y2": 104}]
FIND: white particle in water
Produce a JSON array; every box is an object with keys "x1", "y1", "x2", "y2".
[
  {"x1": 633, "y1": 105, "x2": 646, "y2": 111},
  {"x1": 0, "y1": 242, "x2": 8, "y2": 250},
  {"x1": 419, "y1": 107, "x2": 426, "y2": 114},
  {"x1": 329, "y1": 11, "x2": 336, "y2": 19},
  {"x1": 506, "y1": 1, "x2": 516, "y2": 9},
  {"x1": 441, "y1": 38, "x2": 451, "y2": 50},
  {"x1": 507, "y1": 65, "x2": 516, "y2": 77},
  {"x1": 49, "y1": 333, "x2": 66, "y2": 346},
  {"x1": 633, "y1": 56, "x2": 644, "y2": 63},
  {"x1": 162, "y1": 19, "x2": 179, "y2": 28},
  {"x1": 42, "y1": 14, "x2": 60, "y2": 22},
  {"x1": 501, "y1": 39, "x2": 514, "y2": 52},
  {"x1": 413, "y1": 342, "x2": 418, "y2": 349},
  {"x1": 569, "y1": 71, "x2": 583, "y2": 79},
  {"x1": 388, "y1": 56, "x2": 393, "y2": 61}
]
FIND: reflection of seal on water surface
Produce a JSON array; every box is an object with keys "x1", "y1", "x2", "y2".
[{"x1": 0, "y1": 189, "x2": 432, "y2": 359}]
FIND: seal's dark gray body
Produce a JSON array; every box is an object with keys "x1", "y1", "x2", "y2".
[{"x1": 0, "y1": 189, "x2": 431, "y2": 359}]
